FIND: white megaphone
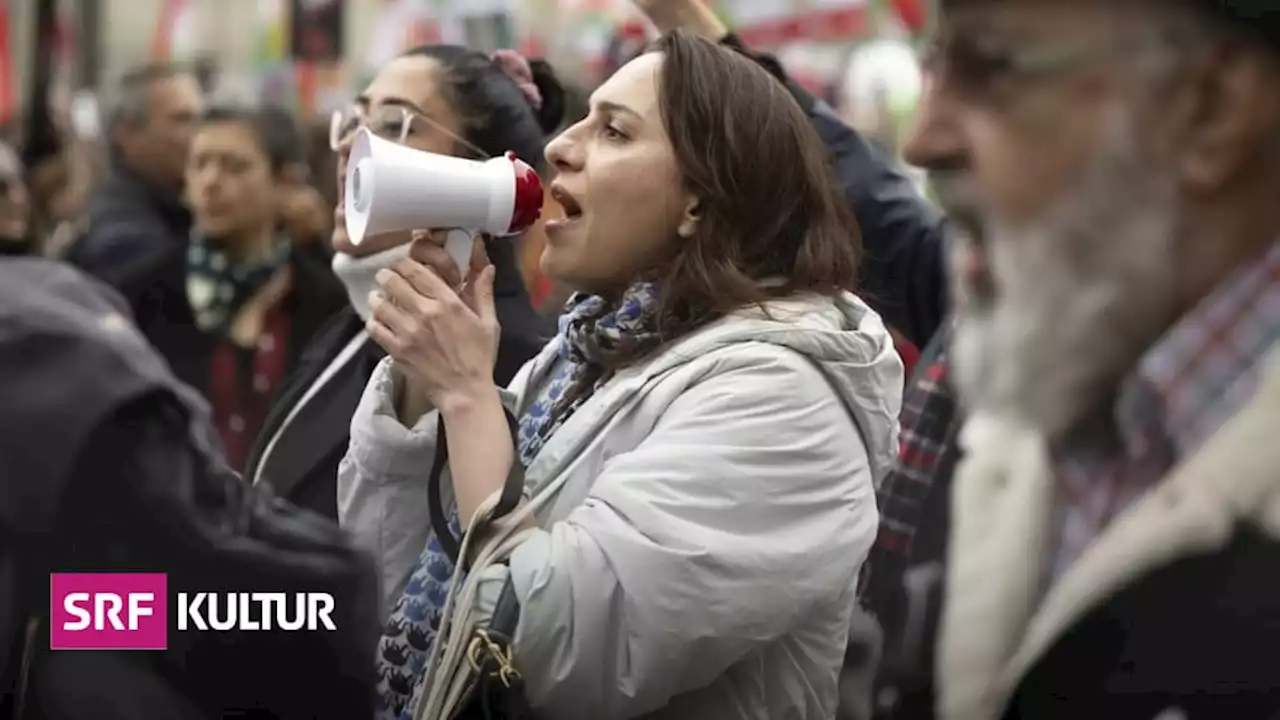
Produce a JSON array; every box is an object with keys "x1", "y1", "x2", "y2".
[{"x1": 344, "y1": 127, "x2": 544, "y2": 277}]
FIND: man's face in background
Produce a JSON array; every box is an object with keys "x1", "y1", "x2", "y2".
[
  {"x1": 0, "y1": 143, "x2": 31, "y2": 245},
  {"x1": 117, "y1": 73, "x2": 203, "y2": 192},
  {"x1": 913, "y1": 0, "x2": 1196, "y2": 438}
]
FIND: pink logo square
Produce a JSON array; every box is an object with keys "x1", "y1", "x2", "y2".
[{"x1": 49, "y1": 573, "x2": 168, "y2": 650}]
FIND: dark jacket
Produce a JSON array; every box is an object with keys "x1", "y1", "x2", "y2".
[
  {"x1": 0, "y1": 258, "x2": 379, "y2": 720},
  {"x1": 245, "y1": 237, "x2": 549, "y2": 521},
  {"x1": 66, "y1": 164, "x2": 193, "y2": 358},
  {"x1": 809, "y1": 98, "x2": 948, "y2": 349},
  {"x1": 1000, "y1": 527, "x2": 1280, "y2": 719},
  {"x1": 927, "y1": 367, "x2": 1280, "y2": 720}
]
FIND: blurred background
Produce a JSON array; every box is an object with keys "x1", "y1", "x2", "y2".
[
  {"x1": 0, "y1": 0, "x2": 931, "y2": 307},
  {"x1": 0, "y1": 0, "x2": 930, "y2": 153}
]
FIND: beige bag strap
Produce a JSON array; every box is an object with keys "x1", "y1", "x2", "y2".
[{"x1": 414, "y1": 489, "x2": 548, "y2": 720}]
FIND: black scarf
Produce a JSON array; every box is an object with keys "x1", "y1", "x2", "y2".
[{"x1": 185, "y1": 231, "x2": 290, "y2": 334}]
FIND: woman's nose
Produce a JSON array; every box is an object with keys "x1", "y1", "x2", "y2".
[{"x1": 544, "y1": 128, "x2": 581, "y2": 174}]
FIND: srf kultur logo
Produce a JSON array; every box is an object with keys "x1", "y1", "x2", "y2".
[
  {"x1": 50, "y1": 573, "x2": 167, "y2": 650},
  {"x1": 50, "y1": 573, "x2": 337, "y2": 650}
]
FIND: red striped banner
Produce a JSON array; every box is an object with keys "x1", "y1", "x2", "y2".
[
  {"x1": 0, "y1": 1, "x2": 11, "y2": 123},
  {"x1": 736, "y1": 5, "x2": 870, "y2": 48},
  {"x1": 151, "y1": 0, "x2": 186, "y2": 60}
]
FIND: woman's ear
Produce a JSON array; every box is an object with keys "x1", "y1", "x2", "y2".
[{"x1": 677, "y1": 196, "x2": 701, "y2": 238}]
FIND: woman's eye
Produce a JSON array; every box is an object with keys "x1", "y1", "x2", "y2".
[
  {"x1": 374, "y1": 120, "x2": 402, "y2": 137},
  {"x1": 602, "y1": 124, "x2": 627, "y2": 141}
]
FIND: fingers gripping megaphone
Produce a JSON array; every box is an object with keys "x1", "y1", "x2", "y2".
[{"x1": 343, "y1": 128, "x2": 544, "y2": 276}]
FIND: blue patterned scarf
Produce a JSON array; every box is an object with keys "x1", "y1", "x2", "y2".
[{"x1": 375, "y1": 281, "x2": 662, "y2": 720}]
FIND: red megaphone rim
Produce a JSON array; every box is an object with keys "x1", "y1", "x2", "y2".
[{"x1": 506, "y1": 151, "x2": 543, "y2": 235}]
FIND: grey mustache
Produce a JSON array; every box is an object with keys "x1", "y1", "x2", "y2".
[{"x1": 928, "y1": 172, "x2": 984, "y2": 242}]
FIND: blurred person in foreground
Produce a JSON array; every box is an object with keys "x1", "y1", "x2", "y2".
[
  {"x1": 243, "y1": 45, "x2": 560, "y2": 523},
  {"x1": 175, "y1": 103, "x2": 346, "y2": 469},
  {"x1": 0, "y1": 256, "x2": 379, "y2": 719},
  {"x1": 900, "y1": 1, "x2": 1280, "y2": 719},
  {"x1": 341, "y1": 30, "x2": 902, "y2": 719}
]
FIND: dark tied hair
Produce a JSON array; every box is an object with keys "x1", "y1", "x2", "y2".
[
  {"x1": 197, "y1": 102, "x2": 309, "y2": 175},
  {"x1": 646, "y1": 30, "x2": 862, "y2": 348},
  {"x1": 400, "y1": 45, "x2": 567, "y2": 172}
]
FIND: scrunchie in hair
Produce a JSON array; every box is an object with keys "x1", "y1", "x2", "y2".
[{"x1": 490, "y1": 49, "x2": 542, "y2": 111}]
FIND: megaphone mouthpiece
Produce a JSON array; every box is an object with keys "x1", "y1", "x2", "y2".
[{"x1": 350, "y1": 158, "x2": 374, "y2": 215}]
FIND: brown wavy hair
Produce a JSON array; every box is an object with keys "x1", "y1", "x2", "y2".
[{"x1": 638, "y1": 30, "x2": 862, "y2": 359}]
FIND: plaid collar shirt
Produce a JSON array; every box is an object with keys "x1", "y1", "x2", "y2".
[
  {"x1": 873, "y1": 319, "x2": 962, "y2": 560},
  {"x1": 1049, "y1": 239, "x2": 1280, "y2": 581},
  {"x1": 861, "y1": 319, "x2": 964, "y2": 618}
]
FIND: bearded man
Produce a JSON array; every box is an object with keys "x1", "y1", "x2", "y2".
[{"x1": 898, "y1": 1, "x2": 1280, "y2": 719}]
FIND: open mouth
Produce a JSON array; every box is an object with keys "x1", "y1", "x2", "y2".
[{"x1": 548, "y1": 184, "x2": 583, "y2": 230}]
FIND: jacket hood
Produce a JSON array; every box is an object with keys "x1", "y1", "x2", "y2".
[{"x1": 690, "y1": 292, "x2": 904, "y2": 485}]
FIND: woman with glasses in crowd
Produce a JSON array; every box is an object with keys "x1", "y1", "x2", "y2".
[
  {"x1": 243, "y1": 46, "x2": 563, "y2": 524},
  {"x1": 341, "y1": 31, "x2": 902, "y2": 720}
]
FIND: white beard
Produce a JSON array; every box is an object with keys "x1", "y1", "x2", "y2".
[
  {"x1": 330, "y1": 243, "x2": 412, "y2": 322},
  {"x1": 951, "y1": 104, "x2": 1183, "y2": 440}
]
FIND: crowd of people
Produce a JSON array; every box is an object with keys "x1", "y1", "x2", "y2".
[{"x1": 2, "y1": 0, "x2": 1278, "y2": 718}]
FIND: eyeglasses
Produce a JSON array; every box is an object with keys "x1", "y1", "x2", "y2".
[
  {"x1": 329, "y1": 104, "x2": 490, "y2": 160},
  {"x1": 924, "y1": 31, "x2": 1169, "y2": 103}
]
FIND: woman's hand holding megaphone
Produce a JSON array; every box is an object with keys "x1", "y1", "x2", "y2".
[{"x1": 367, "y1": 230, "x2": 501, "y2": 415}]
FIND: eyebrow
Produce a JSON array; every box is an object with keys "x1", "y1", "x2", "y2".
[
  {"x1": 354, "y1": 94, "x2": 427, "y2": 115},
  {"x1": 591, "y1": 99, "x2": 642, "y2": 122}
]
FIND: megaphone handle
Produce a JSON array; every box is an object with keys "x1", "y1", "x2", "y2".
[{"x1": 444, "y1": 229, "x2": 475, "y2": 282}]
